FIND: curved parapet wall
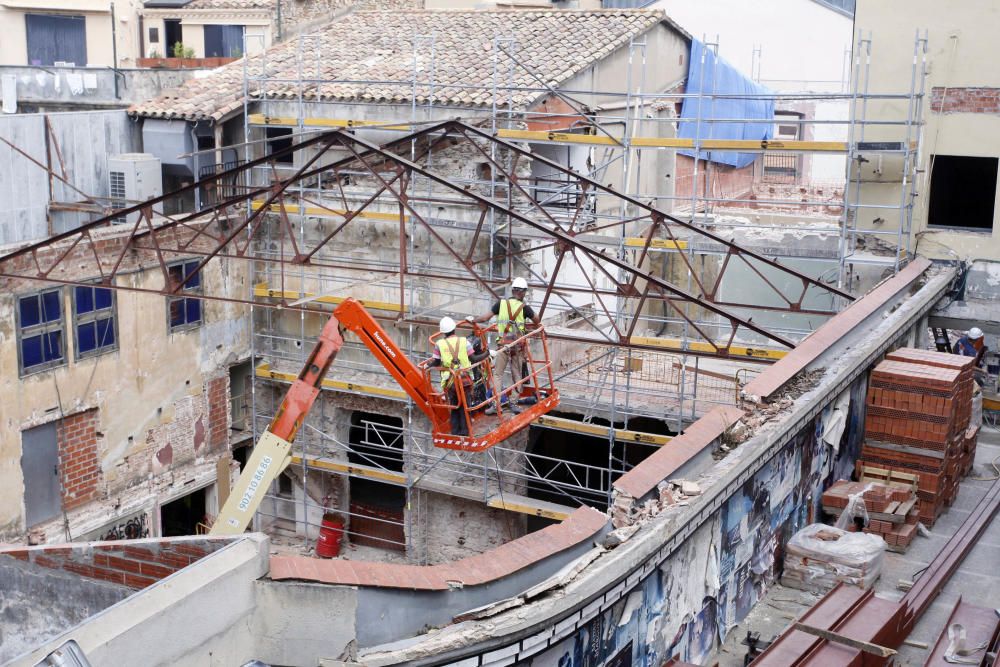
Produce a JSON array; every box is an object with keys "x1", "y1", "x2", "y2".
[
  {"x1": 357, "y1": 261, "x2": 954, "y2": 666},
  {"x1": 270, "y1": 506, "x2": 609, "y2": 647}
]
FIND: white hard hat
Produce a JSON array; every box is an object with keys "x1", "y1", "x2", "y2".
[
  {"x1": 969, "y1": 327, "x2": 984, "y2": 340},
  {"x1": 439, "y1": 316, "x2": 457, "y2": 334},
  {"x1": 512, "y1": 277, "x2": 528, "y2": 290}
]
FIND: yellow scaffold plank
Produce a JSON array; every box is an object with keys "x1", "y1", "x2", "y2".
[
  {"x1": 247, "y1": 114, "x2": 852, "y2": 153},
  {"x1": 291, "y1": 455, "x2": 409, "y2": 485},
  {"x1": 250, "y1": 200, "x2": 407, "y2": 223},
  {"x1": 257, "y1": 362, "x2": 409, "y2": 400},
  {"x1": 623, "y1": 238, "x2": 688, "y2": 250},
  {"x1": 486, "y1": 496, "x2": 572, "y2": 521},
  {"x1": 533, "y1": 414, "x2": 672, "y2": 445},
  {"x1": 253, "y1": 283, "x2": 406, "y2": 313},
  {"x1": 629, "y1": 335, "x2": 789, "y2": 360}
]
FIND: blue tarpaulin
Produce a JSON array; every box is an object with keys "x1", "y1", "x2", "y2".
[{"x1": 678, "y1": 40, "x2": 775, "y2": 169}]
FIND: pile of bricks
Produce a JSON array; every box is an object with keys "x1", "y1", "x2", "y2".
[
  {"x1": 856, "y1": 348, "x2": 978, "y2": 527},
  {"x1": 821, "y1": 480, "x2": 919, "y2": 551}
]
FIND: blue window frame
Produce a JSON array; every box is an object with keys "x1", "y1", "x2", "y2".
[
  {"x1": 73, "y1": 284, "x2": 117, "y2": 358},
  {"x1": 18, "y1": 288, "x2": 65, "y2": 374},
  {"x1": 168, "y1": 261, "x2": 202, "y2": 331}
]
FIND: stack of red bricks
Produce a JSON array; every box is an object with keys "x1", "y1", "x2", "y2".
[
  {"x1": 821, "y1": 480, "x2": 919, "y2": 551},
  {"x1": 857, "y1": 348, "x2": 977, "y2": 527}
]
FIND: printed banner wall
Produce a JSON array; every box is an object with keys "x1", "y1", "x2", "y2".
[{"x1": 523, "y1": 377, "x2": 868, "y2": 666}]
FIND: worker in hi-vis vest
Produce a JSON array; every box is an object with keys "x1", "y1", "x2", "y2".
[
  {"x1": 468, "y1": 277, "x2": 541, "y2": 414},
  {"x1": 429, "y1": 316, "x2": 491, "y2": 436}
]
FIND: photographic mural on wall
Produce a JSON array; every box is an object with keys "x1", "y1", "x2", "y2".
[{"x1": 523, "y1": 376, "x2": 867, "y2": 666}]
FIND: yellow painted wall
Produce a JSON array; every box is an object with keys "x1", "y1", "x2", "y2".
[
  {"x1": 855, "y1": 0, "x2": 1000, "y2": 260},
  {"x1": 0, "y1": 3, "x2": 143, "y2": 66}
]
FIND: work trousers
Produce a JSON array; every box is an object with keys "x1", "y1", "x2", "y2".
[
  {"x1": 446, "y1": 382, "x2": 470, "y2": 436},
  {"x1": 493, "y1": 340, "x2": 526, "y2": 399}
]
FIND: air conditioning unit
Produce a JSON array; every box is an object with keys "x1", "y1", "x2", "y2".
[{"x1": 108, "y1": 153, "x2": 163, "y2": 224}]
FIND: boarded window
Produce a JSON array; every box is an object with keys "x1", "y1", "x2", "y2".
[
  {"x1": 25, "y1": 14, "x2": 86, "y2": 66},
  {"x1": 167, "y1": 260, "x2": 202, "y2": 331},
  {"x1": 18, "y1": 288, "x2": 65, "y2": 374},
  {"x1": 927, "y1": 155, "x2": 998, "y2": 231},
  {"x1": 73, "y1": 284, "x2": 117, "y2": 358}
]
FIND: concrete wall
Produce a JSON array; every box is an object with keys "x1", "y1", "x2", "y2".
[
  {"x1": 0, "y1": 238, "x2": 251, "y2": 542},
  {"x1": 0, "y1": 555, "x2": 131, "y2": 663},
  {"x1": 0, "y1": 65, "x2": 205, "y2": 110},
  {"x1": 0, "y1": 110, "x2": 140, "y2": 244},
  {"x1": 854, "y1": 0, "x2": 1000, "y2": 260},
  {"x1": 13, "y1": 535, "x2": 270, "y2": 667},
  {"x1": 253, "y1": 580, "x2": 359, "y2": 666}
]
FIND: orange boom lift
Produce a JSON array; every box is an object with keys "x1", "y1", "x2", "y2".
[{"x1": 211, "y1": 298, "x2": 558, "y2": 535}]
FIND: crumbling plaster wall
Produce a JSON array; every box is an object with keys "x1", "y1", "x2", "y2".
[{"x1": 0, "y1": 251, "x2": 251, "y2": 542}]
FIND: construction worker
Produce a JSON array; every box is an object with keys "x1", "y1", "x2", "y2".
[
  {"x1": 953, "y1": 327, "x2": 987, "y2": 366},
  {"x1": 429, "y1": 316, "x2": 490, "y2": 436},
  {"x1": 468, "y1": 277, "x2": 540, "y2": 413}
]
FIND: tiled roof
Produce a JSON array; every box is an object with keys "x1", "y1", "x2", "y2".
[
  {"x1": 130, "y1": 9, "x2": 676, "y2": 121},
  {"x1": 268, "y1": 506, "x2": 607, "y2": 589},
  {"x1": 184, "y1": 0, "x2": 273, "y2": 8}
]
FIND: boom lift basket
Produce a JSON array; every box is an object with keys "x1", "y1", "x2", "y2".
[{"x1": 423, "y1": 323, "x2": 559, "y2": 452}]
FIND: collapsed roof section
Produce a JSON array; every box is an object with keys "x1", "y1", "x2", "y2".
[{"x1": 0, "y1": 121, "x2": 853, "y2": 358}]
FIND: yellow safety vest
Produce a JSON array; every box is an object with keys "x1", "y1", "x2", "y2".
[
  {"x1": 498, "y1": 298, "x2": 527, "y2": 339},
  {"x1": 436, "y1": 335, "x2": 471, "y2": 388}
]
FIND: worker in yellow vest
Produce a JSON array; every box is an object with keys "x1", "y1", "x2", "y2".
[
  {"x1": 468, "y1": 277, "x2": 540, "y2": 414},
  {"x1": 429, "y1": 316, "x2": 491, "y2": 436}
]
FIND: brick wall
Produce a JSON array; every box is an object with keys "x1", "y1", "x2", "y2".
[
  {"x1": 673, "y1": 154, "x2": 756, "y2": 206},
  {"x1": 0, "y1": 536, "x2": 239, "y2": 590},
  {"x1": 58, "y1": 410, "x2": 101, "y2": 511},
  {"x1": 207, "y1": 375, "x2": 229, "y2": 450},
  {"x1": 930, "y1": 87, "x2": 1000, "y2": 114}
]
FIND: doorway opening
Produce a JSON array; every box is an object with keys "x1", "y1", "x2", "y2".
[{"x1": 160, "y1": 486, "x2": 206, "y2": 536}]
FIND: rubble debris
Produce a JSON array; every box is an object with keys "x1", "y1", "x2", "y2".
[
  {"x1": 679, "y1": 481, "x2": 702, "y2": 496},
  {"x1": 602, "y1": 524, "x2": 640, "y2": 549}
]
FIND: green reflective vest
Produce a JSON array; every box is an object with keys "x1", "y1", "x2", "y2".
[
  {"x1": 498, "y1": 298, "x2": 526, "y2": 339},
  {"x1": 436, "y1": 335, "x2": 470, "y2": 388}
]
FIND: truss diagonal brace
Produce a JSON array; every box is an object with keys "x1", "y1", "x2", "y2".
[{"x1": 335, "y1": 130, "x2": 796, "y2": 349}]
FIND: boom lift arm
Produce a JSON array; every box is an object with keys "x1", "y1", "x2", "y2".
[{"x1": 211, "y1": 298, "x2": 557, "y2": 535}]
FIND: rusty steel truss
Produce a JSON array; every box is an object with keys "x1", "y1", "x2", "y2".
[{"x1": 0, "y1": 120, "x2": 853, "y2": 359}]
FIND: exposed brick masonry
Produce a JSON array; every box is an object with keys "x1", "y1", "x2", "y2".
[
  {"x1": 207, "y1": 375, "x2": 230, "y2": 450},
  {"x1": 58, "y1": 410, "x2": 101, "y2": 511},
  {"x1": 0, "y1": 536, "x2": 238, "y2": 590},
  {"x1": 930, "y1": 87, "x2": 1000, "y2": 114}
]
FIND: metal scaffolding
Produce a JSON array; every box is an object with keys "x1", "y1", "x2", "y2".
[{"x1": 0, "y1": 28, "x2": 926, "y2": 558}]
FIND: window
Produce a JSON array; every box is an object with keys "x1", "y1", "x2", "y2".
[
  {"x1": 17, "y1": 289, "x2": 65, "y2": 374},
  {"x1": 203, "y1": 24, "x2": 244, "y2": 58},
  {"x1": 266, "y1": 127, "x2": 294, "y2": 165},
  {"x1": 149, "y1": 27, "x2": 159, "y2": 44},
  {"x1": 164, "y1": 19, "x2": 182, "y2": 55},
  {"x1": 927, "y1": 155, "x2": 998, "y2": 231},
  {"x1": 167, "y1": 261, "x2": 202, "y2": 330},
  {"x1": 73, "y1": 284, "x2": 117, "y2": 358},
  {"x1": 25, "y1": 14, "x2": 86, "y2": 66}
]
